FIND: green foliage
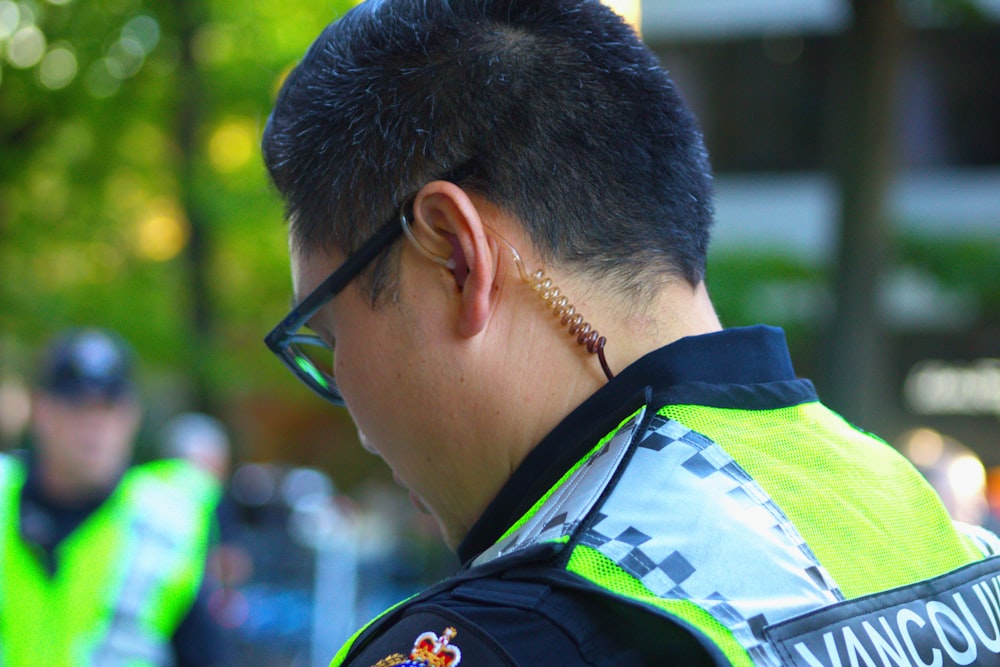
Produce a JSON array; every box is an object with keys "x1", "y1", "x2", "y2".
[
  {"x1": 0, "y1": 0, "x2": 356, "y2": 399},
  {"x1": 707, "y1": 251, "x2": 823, "y2": 330},
  {"x1": 707, "y1": 230, "x2": 1000, "y2": 337},
  {"x1": 896, "y1": 233, "x2": 1000, "y2": 322}
]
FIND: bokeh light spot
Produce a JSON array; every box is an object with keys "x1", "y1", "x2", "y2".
[
  {"x1": 6, "y1": 25, "x2": 46, "y2": 68},
  {"x1": 107, "y1": 37, "x2": 145, "y2": 79},
  {"x1": 209, "y1": 118, "x2": 256, "y2": 173},
  {"x1": 0, "y1": 1, "x2": 20, "y2": 40},
  {"x1": 38, "y1": 44, "x2": 77, "y2": 89},
  {"x1": 901, "y1": 427, "x2": 945, "y2": 468},
  {"x1": 136, "y1": 199, "x2": 189, "y2": 262},
  {"x1": 121, "y1": 14, "x2": 159, "y2": 54},
  {"x1": 949, "y1": 455, "x2": 987, "y2": 500}
]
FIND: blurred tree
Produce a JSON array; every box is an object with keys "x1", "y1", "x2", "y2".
[
  {"x1": 819, "y1": 0, "x2": 905, "y2": 434},
  {"x1": 0, "y1": 0, "x2": 355, "y2": 413},
  {"x1": 170, "y1": 0, "x2": 214, "y2": 412},
  {"x1": 818, "y1": 0, "x2": 989, "y2": 433}
]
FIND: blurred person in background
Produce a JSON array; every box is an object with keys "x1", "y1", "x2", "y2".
[
  {"x1": 161, "y1": 411, "x2": 243, "y2": 576},
  {"x1": 162, "y1": 411, "x2": 251, "y2": 648},
  {"x1": 163, "y1": 411, "x2": 233, "y2": 484},
  {"x1": 260, "y1": 1, "x2": 1000, "y2": 665},
  {"x1": 0, "y1": 328, "x2": 228, "y2": 666}
]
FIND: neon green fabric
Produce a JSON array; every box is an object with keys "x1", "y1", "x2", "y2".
[
  {"x1": 659, "y1": 401, "x2": 981, "y2": 599},
  {"x1": 0, "y1": 459, "x2": 218, "y2": 666},
  {"x1": 567, "y1": 544, "x2": 754, "y2": 667}
]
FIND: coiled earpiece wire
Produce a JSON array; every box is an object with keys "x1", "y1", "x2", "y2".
[{"x1": 401, "y1": 205, "x2": 615, "y2": 382}]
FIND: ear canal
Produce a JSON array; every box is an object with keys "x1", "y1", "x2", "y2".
[
  {"x1": 447, "y1": 234, "x2": 470, "y2": 289},
  {"x1": 401, "y1": 206, "x2": 456, "y2": 269}
]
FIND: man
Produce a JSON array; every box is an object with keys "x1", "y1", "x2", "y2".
[
  {"x1": 0, "y1": 328, "x2": 226, "y2": 666},
  {"x1": 161, "y1": 411, "x2": 247, "y2": 629},
  {"x1": 261, "y1": 1, "x2": 1000, "y2": 665}
]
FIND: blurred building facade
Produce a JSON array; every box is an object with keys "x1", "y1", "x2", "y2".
[{"x1": 638, "y1": 0, "x2": 1000, "y2": 464}]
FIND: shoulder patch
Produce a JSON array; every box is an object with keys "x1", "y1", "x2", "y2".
[{"x1": 345, "y1": 607, "x2": 519, "y2": 667}]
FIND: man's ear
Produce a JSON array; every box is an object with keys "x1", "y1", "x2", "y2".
[{"x1": 409, "y1": 181, "x2": 499, "y2": 338}]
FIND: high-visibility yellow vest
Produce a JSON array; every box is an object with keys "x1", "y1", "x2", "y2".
[
  {"x1": 331, "y1": 399, "x2": 999, "y2": 666},
  {"x1": 0, "y1": 457, "x2": 219, "y2": 666}
]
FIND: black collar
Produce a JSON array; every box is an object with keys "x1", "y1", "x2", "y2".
[{"x1": 457, "y1": 325, "x2": 817, "y2": 565}]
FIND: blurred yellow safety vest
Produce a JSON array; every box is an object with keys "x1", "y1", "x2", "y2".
[{"x1": 0, "y1": 456, "x2": 219, "y2": 666}]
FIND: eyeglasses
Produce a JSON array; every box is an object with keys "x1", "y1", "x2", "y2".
[
  {"x1": 265, "y1": 198, "x2": 615, "y2": 407},
  {"x1": 264, "y1": 210, "x2": 404, "y2": 406}
]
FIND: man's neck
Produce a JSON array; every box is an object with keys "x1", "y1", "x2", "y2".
[
  {"x1": 601, "y1": 279, "x2": 722, "y2": 377},
  {"x1": 440, "y1": 278, "x2": 722, "y2": 548}
]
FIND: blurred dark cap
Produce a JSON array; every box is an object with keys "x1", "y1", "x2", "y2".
[{"x1": 37, "y1": 328, "x2": 135, "y2": 402}]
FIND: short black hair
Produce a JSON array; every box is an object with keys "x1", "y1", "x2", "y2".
[{"x1": 263, "y1": 0, "x2": 715, "y2": 301}]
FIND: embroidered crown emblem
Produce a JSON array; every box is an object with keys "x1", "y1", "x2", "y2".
[
  {"x1": 370, "y1": 626, "x2": 462, "y2": 667},
  {"x1": 409, "y1": 626, "x2": 461, "y2": 667}
]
